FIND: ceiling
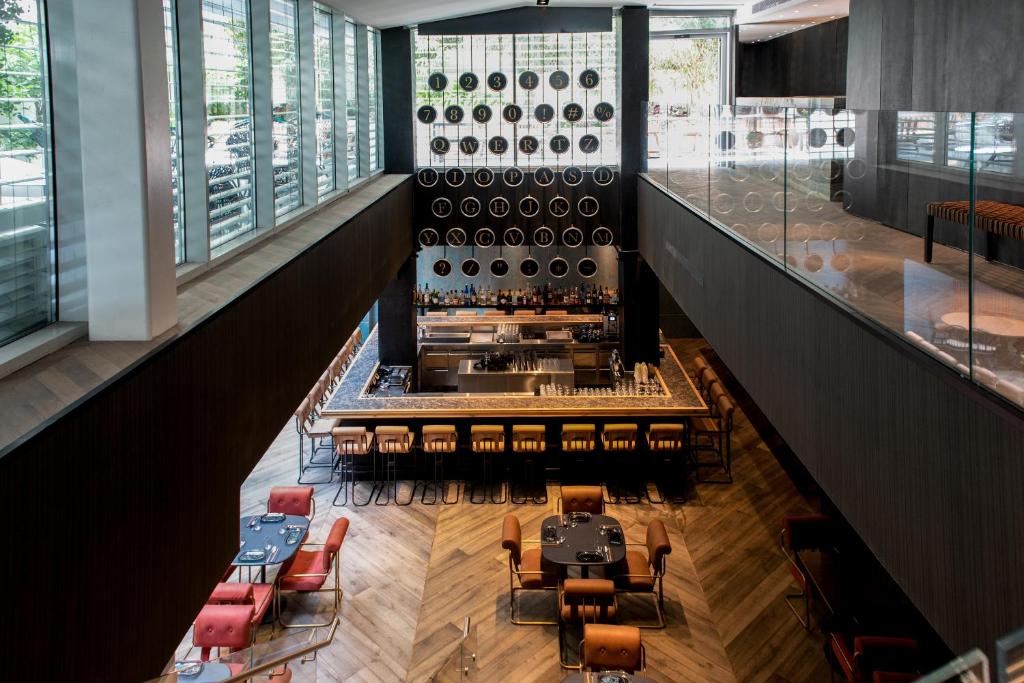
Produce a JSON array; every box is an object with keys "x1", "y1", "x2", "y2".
[
  {"x1": 736, "y1": 0, "x2": 849, "y2": 42},
  {"x1": 321, "y1": 0, "x2": 747, "y2": 30}
]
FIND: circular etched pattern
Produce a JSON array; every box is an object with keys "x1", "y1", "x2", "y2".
[
  {"x1": 431, "y1": 197, "x2": 452, "y2": 218},
  {"x1": 579, "y1": 134, "x2": 600, "y2": 154},
  {"x1": 591, "y1": 226, "x2": 614, "y2": 246},
  {"x1": 461, "y1": 258, "x2": 481, "y2": 277},
  {"x1": 418, "y1": 228, "x2": 439, "y2": 247},
  {"x1": 535, "y1": 104, "x2": 555, "y2": 124},
  {"x1": 549, "y1": 70, "x2": 570, "y2": 90},
  {"x1": 472, "y1": 104, "x2": 493, "y2": 124},
  {"x1": 592, "y1": 166, "x2": 614, "y2": 186},
  {"x1": 417, "y1": 105, "x2": 437, "y2": 124},
  {"x1": 549, "y1": 135, "x2": 570, "y2": 155},
  {"x1": 579, "y1": 69, "x2": 600, "y2": 89},
  {"x1": 460, "y1": 196, "x2": 481, "y2": 218},
  {"x1": 458, "y1": 72, "x2": 479, "y2": 91},
  {"x1": 534, "y1": 167, "x2": 555, "y2": 186},
  {"x1": 518, "y1": 135, "x2": 540, "y2": 155},
  {"x1": 489, "y1": 196, "x2": 511, "y2": 218},
  {"x1": 488, "y1": 136, "x2": 509, "y2": 155},
  {"x1": 518, "y1": 70, "x2": 540, "y2": 90},
  {"x1": 562, "y1": 226, "x2": 584, "y2": 248},
  {"x1": 577, "y1": 257, "x2": 598, "y2": 278},
  {"x1": 433, "y1": 258, "x2": 452, "y2": 277},
  {"x1": 503, "y1": 104, "x2": 523, "y2": 124},
  {"x1": 503, "y1": 227, "x2": 525, "y2": 247},
  {"x1": 549, "y1": 256, "x2": 570, "y2": 278},
  {"x1": 562, "y1": 166, "x2": 583, "y2": 186},
  {"x1": 430, "y1": 137, "x2": 450, "y2": 155},
  {"x1": 417, "y1": 167, "x2": 438, "y2": 187},
  {"x1": 427, "y1": 72, "x2": 448, "y2": 91},
  {"x1": 520, "y1": 257, "x2": 540, "y2": 278},
  {"x1": 445, "y1": 227, "x2": 467, "y2": 247},
  {"x1": 533, "y1": 226, "x2": 555, "y2": 247},
  {"x1": 474, "y1": 167, "x2": 495, "y2": 187},
  {"x1": 594, "y1": 102, "x2": 615, "y2": 122},
  {"x1": 459, "y1": 136, "x2": 480, "y2": 155},
  {"x1": 490, "y1": 257, "x2": 510, "y2": 277},
  {"x1": 577, "y1": 195, "x2": 599, "y2": 217},
  {"x1": 549, "y1": 196, "x2": 570, "y2": 218},
  {"x1": 563, "y1": 102, "x2": 584, "y2": 123},
  {"x1": 443, "y1": 105, "x2": 464, "y2": 124},
  {"x1": 503, "y1": 167, "x2": 524, "y2": 187},
  {"x1": 445, "y1": 167, "x2": 465, "y2": 187},
  {"x1": 520, "y1": 195, "x2": 540, "y2": 217},
  {"x1": 487, "y1": 72, "x2": 508, "y2": 91}
]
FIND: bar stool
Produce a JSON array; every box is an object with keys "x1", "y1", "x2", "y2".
[
  {"x1": 561, "y1": 424, "x2": 596, "y2": 483},
  {"x1": 295, "y1": 399, "x2": 338, "y2": 485},
  {"x1": 691, "y1": 393, "x2": 735, "y2": 484},
  {"x1": 510, "y1": 425, "x2": 547, "y2": 505},
  {"x1": 420, "y1": 425, "x2": 459, "y2": 504},
  {"x1": 375, "y1": 426, "x2": 416, "y2": 505},
  {"x1": 601, "y1": 424, "x2": 640, "y2": 504},
  {"x1": 332, "y1": 427, "x2": 376, "y2": 506},
  {"x1": 646, "y1": 423, "x2": 689, "y2": 503},
  {"x1": 470, "y1": 425, "x2": 506, "y2": 504}
]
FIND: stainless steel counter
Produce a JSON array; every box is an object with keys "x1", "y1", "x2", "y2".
[{"x1": 456, "y1": 358, "x2": 575, "y2": 393}]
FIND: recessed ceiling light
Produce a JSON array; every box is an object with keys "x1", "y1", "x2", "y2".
[{"x1": 537, "y1": 0, "x2": 549, "y2": 5}]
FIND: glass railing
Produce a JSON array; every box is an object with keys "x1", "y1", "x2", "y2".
[
  {"x1": 917, "y1": 648, "x2": 990, "y2": 683},
  {"x1": 145, "y1": 618, "x2": 338, "y2": 682},
  {"x1": 645, "y1": 104, "x2": 1024, "y2": 411},
  {"x1": 997, "y1": 625, "x2": 1024, "y2": 683},
  {"x1": 426, "y1": 616, "x2": 477, "y2": 683}
]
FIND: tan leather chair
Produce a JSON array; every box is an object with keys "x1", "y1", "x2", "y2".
[
  {"x1": 559, "y1": 579, "x2": 618, "y2": 669},
  {"x1": 426, "y1": 310, "x2": 448, "y2": 317},
  {"x1": 645, "y1": 423, "x2": 688, "y2": 504},
  {"x1": 421, "y1": 425, "x2": 458, "y2": 504},
  {"x1": 483, "y1": 310, "x2": 507, "y2": 316},
  {"x1": 511, "y1": 425, "x2": 547, "y2": 504},
  {"x1": 562, "y1": 424, "x2": 596, "y2": 452},
  {"x1": 375, "y1": 426, "x2": 415, "y2": 505},
  {"x1": 332, "y1": 426, "x2": 375, "y2": 506},
  {"x1": 647, "y1": 423, "x2": 686, "y2": 451},
  {"x1": 693, "y1": 355, "x2": 710, "y2": 385},
  {"x1": 546, "y1": 309, "x2": 568, "y2": 315},
  {"x1": 455, "y1": 310, "x2": 478, "y2": 316},
  {"x1": 615, "y1": 519, "x2": 672, "y2": 628},
  {"x1": 601, "y1": 424, "x2": 637, "y2": 451},
  {"x1": 581, "y1": 624, "x2": 645, "y2": 673},
  {"x1": 470, "y1": 425, "x2": 506, "y2": 503},
  {"x1": 559, "y1": 485, "x2": 604, "y2": 515},
  {"x1": 691, "y1": 393, "x2": 735, "y2": 484},
  {"x1": 513, "y1": 309, "x2": 534, "y2": 316},
  {"x1": 501, "y1": 514, "x2": 558, "y2": 625},
  {"x1": 295, "y1": 398, "x2": 339, "y2": 485},
  {"x1": 352, "y1": 327, "x2": 363, "y2": 348},
  {"x1": 601, "y1": 424, "x2": 639, "y2": 504}
]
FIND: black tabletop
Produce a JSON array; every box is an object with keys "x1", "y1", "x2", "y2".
[
  {"x1": 233, "y1": 513, "x2": 310, "y2": 567},
  {"x1": 541, "y1": 514, "x2": 626, "y2": 568},
  {"x1": 171, "y1": 661, "x2": 233, "y2": 682}
]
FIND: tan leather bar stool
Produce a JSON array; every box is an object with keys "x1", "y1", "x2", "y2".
[
  {"x1": 601, "y1": 423, "x2": 640, "y2": 504},
  {"x1": 510, "y1": 425, "x2": 547, "y2": 505},
  {"x1": 295, "y1": 398, "x2": 339, "y2": 485},
  {"x1": 455, "y1": 310, "x2": 478, "y2": 316},
  {"x1": 561, "y1": 423, "x2": 596, "y2": 484},
  {"x1": 421, "y1": 425, "x2": 459, "y2": 505},
  {"x1": 375, "y1": 426, "x2": 416, "y2": 505},
  {"x1": 691, "y1": 393, "x2": 736, "y2": 484},
  {"x1": 470, "y1": 425, "x2": 506, "y2": 504},
  {"x1": 645, "y1": 423, "x2": 689, "y2": 504},
  {"x1": 331, "y1": 426, "x2": 376, "y2": 506},
  {"x1": 558, "y1": 578, "x2": 618, "y2": 669}
]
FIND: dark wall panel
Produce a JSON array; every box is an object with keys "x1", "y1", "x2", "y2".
[
  {"x1": 382, "y1": 28, "x2": 414, "y2": 173},
  {"x1": 638, "y1": 177, "x2": 1024, "y2": 655},
  {"x1": 0, "y1": 179, "x2": 415, "y2": 683},
  {"x1": 737, "y1": 18, "x2": 848, "y2": 98},
  {"x1": 418, "y1": 7, "x2": 612, "y2": 36}
]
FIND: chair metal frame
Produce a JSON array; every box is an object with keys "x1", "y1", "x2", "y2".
[
  {"x1": 295, "y1": 404, "x2": 337, "y2": 485},
  {"x1": 510, "y1": 428, "x2": 547, "y2": 505},
  {"x1": 780, "y1": 528, "x2": 812, "y2": 629},
  {"x1": 645, "y1": 426, "x2": 690, "y2": 504},
  {"x1": 505, "y1": 539, "x2": 559, "y2": 626},
  {"x1": 601, "y1": 427, "x2": 641, "y2": 505},
  {"x1": 557, "y1": 583, "x2": 619, "y2": 670},
  {"x1": 690, "y1": 398, "x2": 734, "y2": 485},
  {"x1": 419, "y1": 430, "x2": 460, "y2": 505},
  {"x1": 616, "y1": 543, "x2": 669, "y2": 629},
  {"x1": 375, "y1": 432, "x2": 416, "y2": 506},
  {"x1": 275, "y1": 540, "x2": 344, "y2": 629},
  {"x1": 332, "y1": 434, "x2": 378, "y2": 507},
  {"x1": 469, "y1": 431, "x2": 507, "y2": 504}
]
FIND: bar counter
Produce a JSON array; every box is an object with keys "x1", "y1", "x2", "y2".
[{"x1": 322, "y1": 328, "x2": 708, "y2": 419}]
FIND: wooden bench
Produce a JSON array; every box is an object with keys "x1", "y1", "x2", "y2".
[{"x1": 926, "y1": 200, "x2": 1024, "y2": 262}]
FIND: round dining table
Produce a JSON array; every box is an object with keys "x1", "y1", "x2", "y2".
[
  {"x1": 940, "y1": 312, "x2": 1024, "y2": 338},
  {"x1": 541, "y1": 513, "x2": 626, "y2": 578}
]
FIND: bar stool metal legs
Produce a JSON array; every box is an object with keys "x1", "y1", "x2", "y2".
[
  {"x1": 419, "y1": 427, "x2": 460, "y2": 505},
  {"x1": 331, "y1": 428, "x2": 377, "y2": 507},
  {"x1": 373, "y1": 427, "x2": 415, "y2": 505},
  {"x1": 510, "y1": 427, "x2": 547, "y2": 505}
]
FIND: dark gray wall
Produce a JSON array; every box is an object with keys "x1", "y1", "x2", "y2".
[
  {"x1": 847, "y1": 0, "x2": 1024, "y2": 111},
  {"x1": 418, "y1": 6, "x2": 612, "y2": 35},
  {"x1": 638, "y1": 176, "x2": 1024, "y2": 656},
  {"x1": 737, "y1": 18, "x2": 848, "y2": 97},
  {"x1": 382, "y1": 28, "x2": 414, "y2": 174},
  {"x1": 0, "y1": 179, "x2": 415, "y2": 683}
]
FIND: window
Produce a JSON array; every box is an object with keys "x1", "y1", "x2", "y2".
[
  {"x1": 368, "y1": 27, "x2": 379, "y2": 172},
  {"x1": 896, "y1": 111, "x2": 937, "y2": 164},
  {"x1": 649, "y1": 15, "x2": 732, "y2": 31},
  {"x1": 345, "y1": 19, "x2": 357, "y2": 182},
  {"x1": 314, "y1": 4, "x2": 334, "y2": 198},
  {"x1": 0, "y1": 0, "x2": 55, "y2": 346},
  {"x1": 202, "y1": 0, "x2": 255, "y2": 253},
  {"x1": 270, "y1": 0, "x2": 301, "y2": 217},
  {"x1": 163, "y1": 0, "x2": 185, "y2": 264},
  {"x1": 948, "y1": 112, "x2": 1015, "y2": 175}
]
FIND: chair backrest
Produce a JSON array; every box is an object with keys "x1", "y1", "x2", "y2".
[
  {"x1": 455, "y1": 310, "x2": 478, "y2": 316},
  {"x1": 701, "y1": 367, "x2": 720, "y2": 395},
  {"x1": 562, "y1": 578, "x2": 616, "y2": 620},
  {"x1": 194, "y1": 604, "x2": 254, "y2": 659},
  {"x1": 716, "y1": 394, "x2": 735, "y2": 430},
  {"x1": 500, "y1": 514, "x2": 522, "y2": 567},
  {"x1": 562, "y1": 424, "x2": 595, "y2": 449},
  {"x1": 782, "y1": 514, "x2": 833, "y2": 552},
  {"x1": 546, "y1": 309, "x2": 568, "y2": 315},
  {"x1": 513, "y1": 309, "x2": 534, "y2": 316},
  {"x1": 471, "y1": 425, "x2": 505, "y2": 451},
  {"x1": 268, "y1": 486, "x2": 314, "y2": 518},
  {"x1": 560, "y1": 485, "x2": 604, "y2": 515},
  {"x1": 423, "y1": 424, "x2": 457, "y2": 451},
  {"x1": 353, "y1": 328, "x2": 362, "y2": 345},
  {"x1": 512, "y1": 425, "x2": 545, "y2": 450},
  {"x1": 377, "y1": 425, "x2": 411, "y2": 452},
  {"x1": 603, "y1": 423, "x2": 637, "y2": 448},
  {"x1": 583, "y1": 624, "x2": 643, "y2": 673},
  {"x1": 693, "y1": 356, "x2": 710, "y2": 386},
  {"x1": 294, "y1": 399, "x2": 311, "y2": 429},
  {"x1": 649, "y1": 423, "x2": 685, "y2": 449},
  {"x1": 645, "y1": 519, "x2": 672, "y2": 573},
  {"x1": 324, "y1": 517, "x2": 350, "y2": 558}
]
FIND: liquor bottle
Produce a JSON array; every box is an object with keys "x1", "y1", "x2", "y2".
[
  {"x1": 470, "y1": 284, "x2": 477, "y2": 305},
  {"x1": 491, "y1": 287, "x2": 497, "y2": 305}
]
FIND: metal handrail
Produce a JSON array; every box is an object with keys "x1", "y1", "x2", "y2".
[{"x1": 218, "y1": 617, "x2": 341, "y2": 683}]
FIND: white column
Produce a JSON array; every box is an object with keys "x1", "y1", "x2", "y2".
[
  {"x1": 297, "y1": 0, "x2": 318, "y2": 206},
  {"x1": 356, "y1": 24, "x2": 370, "y2": 178},
  {"x1": 250, "y1": 0, "x2": 275, "y2": 228},
  {"x1": 332, "y1": 12, "x2": 348, "y2": 191},
  {"x1": 176, "y1": 0, "x2": 210, "y2": 264},
  {"x1": 70, "y1": 0, "x2": 177, "y2": 340}
]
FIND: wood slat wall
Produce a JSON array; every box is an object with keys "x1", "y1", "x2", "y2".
[
  {"x1": 0, "y1": 178, "x2": 415, "y2": 683},
  {"x1": 637, "y1": 176, "x2": 1024, "y2": 656}
]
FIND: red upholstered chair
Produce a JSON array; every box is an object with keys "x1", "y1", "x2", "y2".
[
  {"x1": 192, "y1": 604, "x2": 254, "y2": 663},
  {"x1": 831, "y1": 634, "x2": 920, "y2": 683},
  {"x1": 268, "y1": 486, "x2": 315, "y2": 521},
  {"x1": 207, "y1": 582, "x2": 275, "y2": 635},
  {"x1": 276, "y1": 517, "x2": 349, "y2": 628},
  {"x1": 780, "y1": 514, "x2": 834, "y2": 629},
  {"x1": 501, "y1": 514, "x2": 558, "y2": 625}
]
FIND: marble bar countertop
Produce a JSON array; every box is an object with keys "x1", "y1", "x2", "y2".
[
  {"x1": 322, "y1": 328, "x2": 709, "y2": 419},
  {"x1": 417, "y1": 314, "x2": 605, "y2": 326}
]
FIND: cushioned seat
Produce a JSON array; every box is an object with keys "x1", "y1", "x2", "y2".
[
  {"x1": 519, "y1": 548, "x2": 550, "y2": 589},
  {"x1": 620, "y1": 550, "x2": 656, "y2": 590},
  {"x1": 268, "y1": 486, "x2": 315, "y2": 519},
  {"x1": 206, "y1": 581, "x2": 274, "y2": 628},
  {"x1": 278, "y1": 549, "x2": 331, "y2": 592},
  {"x1": 559, "y1": 578, "x2": 617, "y2": 622},
  {"x1": 277, "y1": 517, "x2": 349, "y2": 628},
  {"x1": 333, "y1": 427, "x2": 373, "y2": 455},
  {"x1": 471, "y1": 425, "x2": 505, "y2": 452},
  {"x1": 376, "y1": 426, "x2": 413, "y2": 454},
  {"x1": 613, "y1": 519, "x2": 671, "y2": 627},
  {"x1": 501, "y1": 514, "x2": 557, "y2": 625},
  {"x1": 193, "y1": 604, "x2": 254, "y2": 660}
]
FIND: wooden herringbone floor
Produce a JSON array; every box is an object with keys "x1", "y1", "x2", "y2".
[{"x1": 174, "y1": 337, "x2": 829, "y2": 682}]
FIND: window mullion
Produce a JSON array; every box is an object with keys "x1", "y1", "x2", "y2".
[
  {"x1": 356, "y1": 24, "x2": 370, "y2": 177},
  {"x1": 250, "y1": 0, "x2": 274, "y2": 228},
  {"x1": 333, "y1": 12, "x2": 349, "y2": 191},
  {"x1": 298, "y1": 0, "x2": 317, "y2": 206},
  {"x1": 176, "y1": 0, "x2": 210, "y2": 263}
]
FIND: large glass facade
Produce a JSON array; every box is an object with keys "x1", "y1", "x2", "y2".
[
  {"x1": 314, "y1": 4, "x2": 334, "y2": 198},
  {"x1": 164, "y1": 0, "x2": 185, "y2": 264},
  {"x1": 0, "y1": 0, "x2": 54, "y2": 346},
  {"x1": 368, "y1": 27, "x2": 379, "y2": 172},
  {"x1": 345, "y1": 19, "x2": 357, "y2": 182},
  {"x1": 270, "y1": 0, "x2": 301, "y2": 217},
  {"x1": 202, "y1": 0, "x2": 256, "y2": 252}
]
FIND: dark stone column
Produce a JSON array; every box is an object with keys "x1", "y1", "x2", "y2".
[
  {"x1": 381, "y1": 27, "x2": 414, "y2": 174},
  {"x1": 619, "y1": 251, "x2": 661, "y2": 366},
  {"x1": 378, "y1": 255, "x2": 418, "y2": 377}
]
